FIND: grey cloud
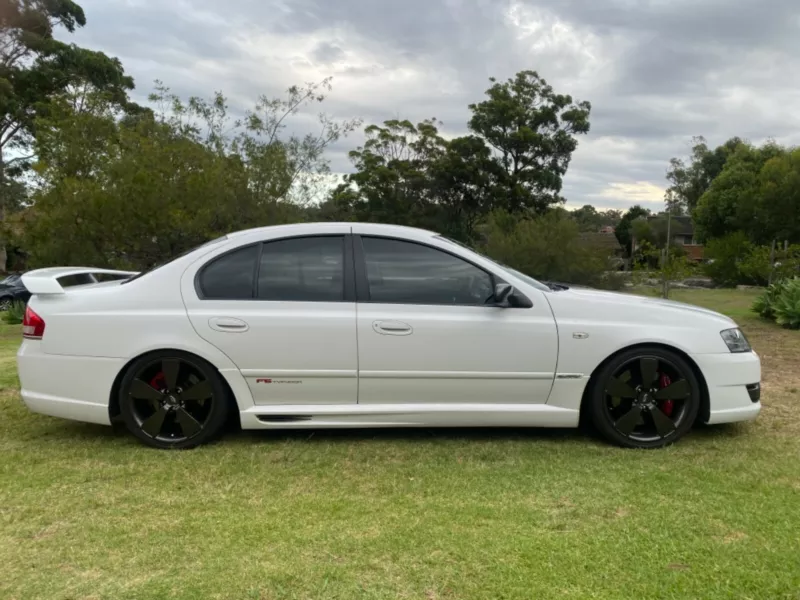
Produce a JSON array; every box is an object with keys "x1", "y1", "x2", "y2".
[{"x1": 71, "y1": 0, "x2": 800, "y2": 208}]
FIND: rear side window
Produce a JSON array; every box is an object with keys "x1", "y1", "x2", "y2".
[
  {"x1": 198, "y1": 245, "x2": 259, "y2": 299},
  {"x1": 258, "y1": 236, "x2": 344, "y2": 301}
]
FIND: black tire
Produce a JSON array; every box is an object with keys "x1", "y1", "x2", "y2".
[
  {"x1": 588, "y1": 346, "x2": 701, "y2": 449},
  {"x1": 119, "y1": 350, "x2": 230, "y2": 449},
  {"x1": 0, "y1": 296, "x2": 12, "y2": 311}
]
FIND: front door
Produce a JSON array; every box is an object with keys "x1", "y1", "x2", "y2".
[
  {"x1": 353, "y1": 235, "x2": 558, "y2": 405},
  {"x1": 182, "y1": 231, "x2": 358, "y2": 405}
]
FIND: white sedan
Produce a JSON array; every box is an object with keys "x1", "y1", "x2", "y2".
[{"x1": 17, "y1": 223, "x2": 761, "y2": 449}]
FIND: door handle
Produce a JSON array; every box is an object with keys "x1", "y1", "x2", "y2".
[
  {"x1": 372, "y1": 320, "x2": 413, "y2": 336},
  {"x1": 209, "y1": 317, "x2": 249, "y2": 332}
]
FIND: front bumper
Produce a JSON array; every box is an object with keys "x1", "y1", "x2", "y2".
[{"x1": 690, "y1": 350, "x2": 761, "y2": 425}]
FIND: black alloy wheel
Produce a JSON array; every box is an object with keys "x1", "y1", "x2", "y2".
[
  {"x1": 588, "y1": 346, "x2": 700, "y2": 448},
  {"x1": 119, "y1": 351, "x2": 229, "y2": 449}
]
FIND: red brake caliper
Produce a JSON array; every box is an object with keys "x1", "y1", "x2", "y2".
[
  {"x1": 149, "y1": 371, "x2": 166, "y2": 391},
  {"x1": 659, "y1": 373, "x2": 674, "y2": 417}
]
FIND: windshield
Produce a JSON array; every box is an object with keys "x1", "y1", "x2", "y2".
[{"x1": 435, "y1": 236, "x2": 551, "y2": 292}]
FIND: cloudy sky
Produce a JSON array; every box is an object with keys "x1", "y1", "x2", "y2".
[{"x1": 70, "y1": 0, "x2": 800, "y2": 211}]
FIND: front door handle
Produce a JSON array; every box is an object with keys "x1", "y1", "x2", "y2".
[
  {"x1": 372, "y1": 320, "x2": 413, "y2": 336},
  {"x1": 209, "y1": 317, "x2": 249, "y2": 332}
]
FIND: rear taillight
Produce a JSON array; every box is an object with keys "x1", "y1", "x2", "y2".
[{"x1": 22, "y1": 305, "x2": 45, "y2": 339}]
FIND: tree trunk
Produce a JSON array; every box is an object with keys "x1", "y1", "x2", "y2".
[
  {"x1": 768, "y1": 239, "x2": 776, "y2": 286},
  {"x1": 0, "y1": 149, "x2": 6, "y2": 273}
]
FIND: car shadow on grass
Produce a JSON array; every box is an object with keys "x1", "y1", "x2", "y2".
[{"x1": 28, "y1": 417, "x2": 752, "y2": 449}]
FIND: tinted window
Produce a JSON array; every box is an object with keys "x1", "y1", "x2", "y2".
[
  {"x1": 361, "y1": 237, "x2": 493, "y2": 305},
  {"x1": 199, "y1": 245, "x2": 258, "y2": 299},
  {"x1": 257, "y1": 236, "x2": 344, "y2": 302}
]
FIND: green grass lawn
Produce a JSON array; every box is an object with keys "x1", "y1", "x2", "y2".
[{"x1": 1, "y1": 289, "x2": 799, "y2": 599}]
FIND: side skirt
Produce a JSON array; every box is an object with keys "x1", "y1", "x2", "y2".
[{"x1": 239, "y1": 403, "x2": 580, "y2": 430}]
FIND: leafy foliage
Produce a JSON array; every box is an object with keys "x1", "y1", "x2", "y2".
[
  {"x1": 570, "y1": 204, "x2": 622, "y2": 232},
  {"x1": 752, "y1": 279, "x2": 789, "y2": 321},
  {"x1": 467, "y1": 70, "x2": 591, "y2": 214},
  {"x1": 738, "y1": 244, "x2": 800, "y2": 286},
  {"x1": 666, "y1": 136, "x2": 743, "y2": 213},
  {"x1": 614, "y1": 205, "x2": 650, "y2": 256},
  {"x1": 480, "y1": 210, "x2": 613, "y2": 287},
  {"x1": 771, "y1": 278, "x2": 800, "y2": 329},
  {"x1": 0, "y1": 0, "x2": 136, "y2": 174},
  {"x1": 24, "y1": 82, "x2": 359, "y2": 269},
  {"x1": 3, "y1": 299, "x2": 24, "y2": 324},
  {"x1": 693, "y1": 141, "x2": 792, "y2": 244},
  {"x1": 703, "y1": 232, "x2": 754, "y2": 286},
  {"x1": 323, "y1": 70, "x2": 591, "y2": 243}
]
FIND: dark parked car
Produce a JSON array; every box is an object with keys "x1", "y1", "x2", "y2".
[{"x1": 0, "y1": 273, "x2": 30, "y2": 310}]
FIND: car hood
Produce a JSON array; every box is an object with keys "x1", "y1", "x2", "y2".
[{"x1": 545, "y1": 287, "x2": 736, "y2": 327}]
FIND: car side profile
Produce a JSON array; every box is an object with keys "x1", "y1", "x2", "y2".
[{"x1": 17, "y1": 223, "x2": 761, "y2": 449}]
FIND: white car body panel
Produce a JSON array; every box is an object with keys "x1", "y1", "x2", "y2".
[{"x1": 16, "y1": 222, "x2": 761, "y2": 438}]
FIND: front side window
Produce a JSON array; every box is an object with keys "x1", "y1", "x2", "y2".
[
  {"x1": 258, "y1": 236, "x2": 344, "y2": 301},
  {"x1": 361, "y1": 237, "x2": 493, "y2": 305}
]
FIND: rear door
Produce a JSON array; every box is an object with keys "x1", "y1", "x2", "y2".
[
  {"x1": 352, "y1": 234, "x2": 558, "y2": 405},
  {"x1": 182, "y1": 229, "x2": 358, "y2": 405}
]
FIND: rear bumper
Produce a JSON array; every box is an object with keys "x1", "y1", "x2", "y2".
[
  {"x1": 17, "y1": 341, "x2": 123, "y2": 426},
  {"x1": 691, "y1": 351, "x2": 761, "y2": 425}
]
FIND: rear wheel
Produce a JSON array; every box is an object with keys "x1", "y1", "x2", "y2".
[
  {"x1": 588, "y1": 346, "x2": 700, "y2": 449},
  {"x1": 119, "y1": 351, "x2": 229, "y2": 449},
  {"x1": 0, "y1": 297, "x2": 12, "y2": 311}
]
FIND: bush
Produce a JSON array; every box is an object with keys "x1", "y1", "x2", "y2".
[
  {"x1": 3, "y1": 301, "x2": 26, "y2": 325},
  {"x1": 481, "y1": 210, "x2": 614, "y2": 288},
  {"x1": 752, "y1": 279, "x2": 788, "y2": 320},
  {"x1": 739, "y1": 244, "x2": 800, "y2": 286},
  {"x1": 773, "y1": 278, "x2": 800, "y2": 329},
  {"x1": 703, "y1": 232, "x2": 753, "y2": 286}
]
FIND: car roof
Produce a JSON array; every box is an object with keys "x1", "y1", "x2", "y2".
[{"x1": 227, "y1": 222, "x2": 439, "y2": 239}]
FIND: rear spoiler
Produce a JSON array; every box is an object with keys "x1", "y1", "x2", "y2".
[{"x1": 21, "y1": 267, "x2": 139, "y2": 295}]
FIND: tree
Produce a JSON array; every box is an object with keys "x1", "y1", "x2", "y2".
[
  {"x1": 693, "y1": 141, "x2": 787, "y2": 243},
  {"x1": 25, "y1": 81, "x2": 357, "y2": 269},
  {"x1": 0, "y1": 0, "x2": 135, "y2": 177},
  {"x1": 468, "y1": 71, "x2": 591, "y2": 215},
  {"x1": 324, "y1": 119, "x2": 448, "y2": 229},
  {"x1": 322, "y1": 119, "x2": 497, "y2": 242},
  {"x1": 481, "y1": 209, "x2": 611, "y2": 286},
  {"x1": 615, "y1": 205, "x2": 651, "y2": 256},
  {"x1": 571, "y1": 204, "x2": 621, "y2": 232},
  {"x1": 0, "y1": 0, "x2": 138, "y2": 270},
  {"x1": 756, "y1": 148, "x2": 800, "y2": 244},
  {"x1": 666, "y1": 136, "x2": 744, "y2": 213}
]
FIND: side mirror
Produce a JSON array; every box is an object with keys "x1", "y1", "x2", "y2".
[
  {"x1": 492, "y1": 282, "x2": 533, "y2": 308},
  {"x1": 493, "y1": 283, "x2": 513, "y2": 305}
]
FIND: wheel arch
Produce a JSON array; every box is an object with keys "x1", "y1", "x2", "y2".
[
  {"x1": 579, "y1": 342, "x2": 710, "y2": 425},
  {"x1": 108, "y1": 348, "x2": 242, "y2": 428}
]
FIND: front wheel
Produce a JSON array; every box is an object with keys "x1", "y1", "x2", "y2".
[
  {"x1": 119, "y1": 351, "x2": 230, "y2": 449},
  {"x1": 587, "y1": 346, "x2": 701, "y2": 449}
]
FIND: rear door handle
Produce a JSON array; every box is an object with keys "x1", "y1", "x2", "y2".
[
  {"x1": 372, "y1": 320, "x2": 413, "y2": 336},
  {"x1": 209, "y1": 317, "x2": 249, "y2": 332}
]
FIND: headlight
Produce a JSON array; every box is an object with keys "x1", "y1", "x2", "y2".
[{"x1": 720, "y1": 328, "x2": 751, "y2": 353}]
